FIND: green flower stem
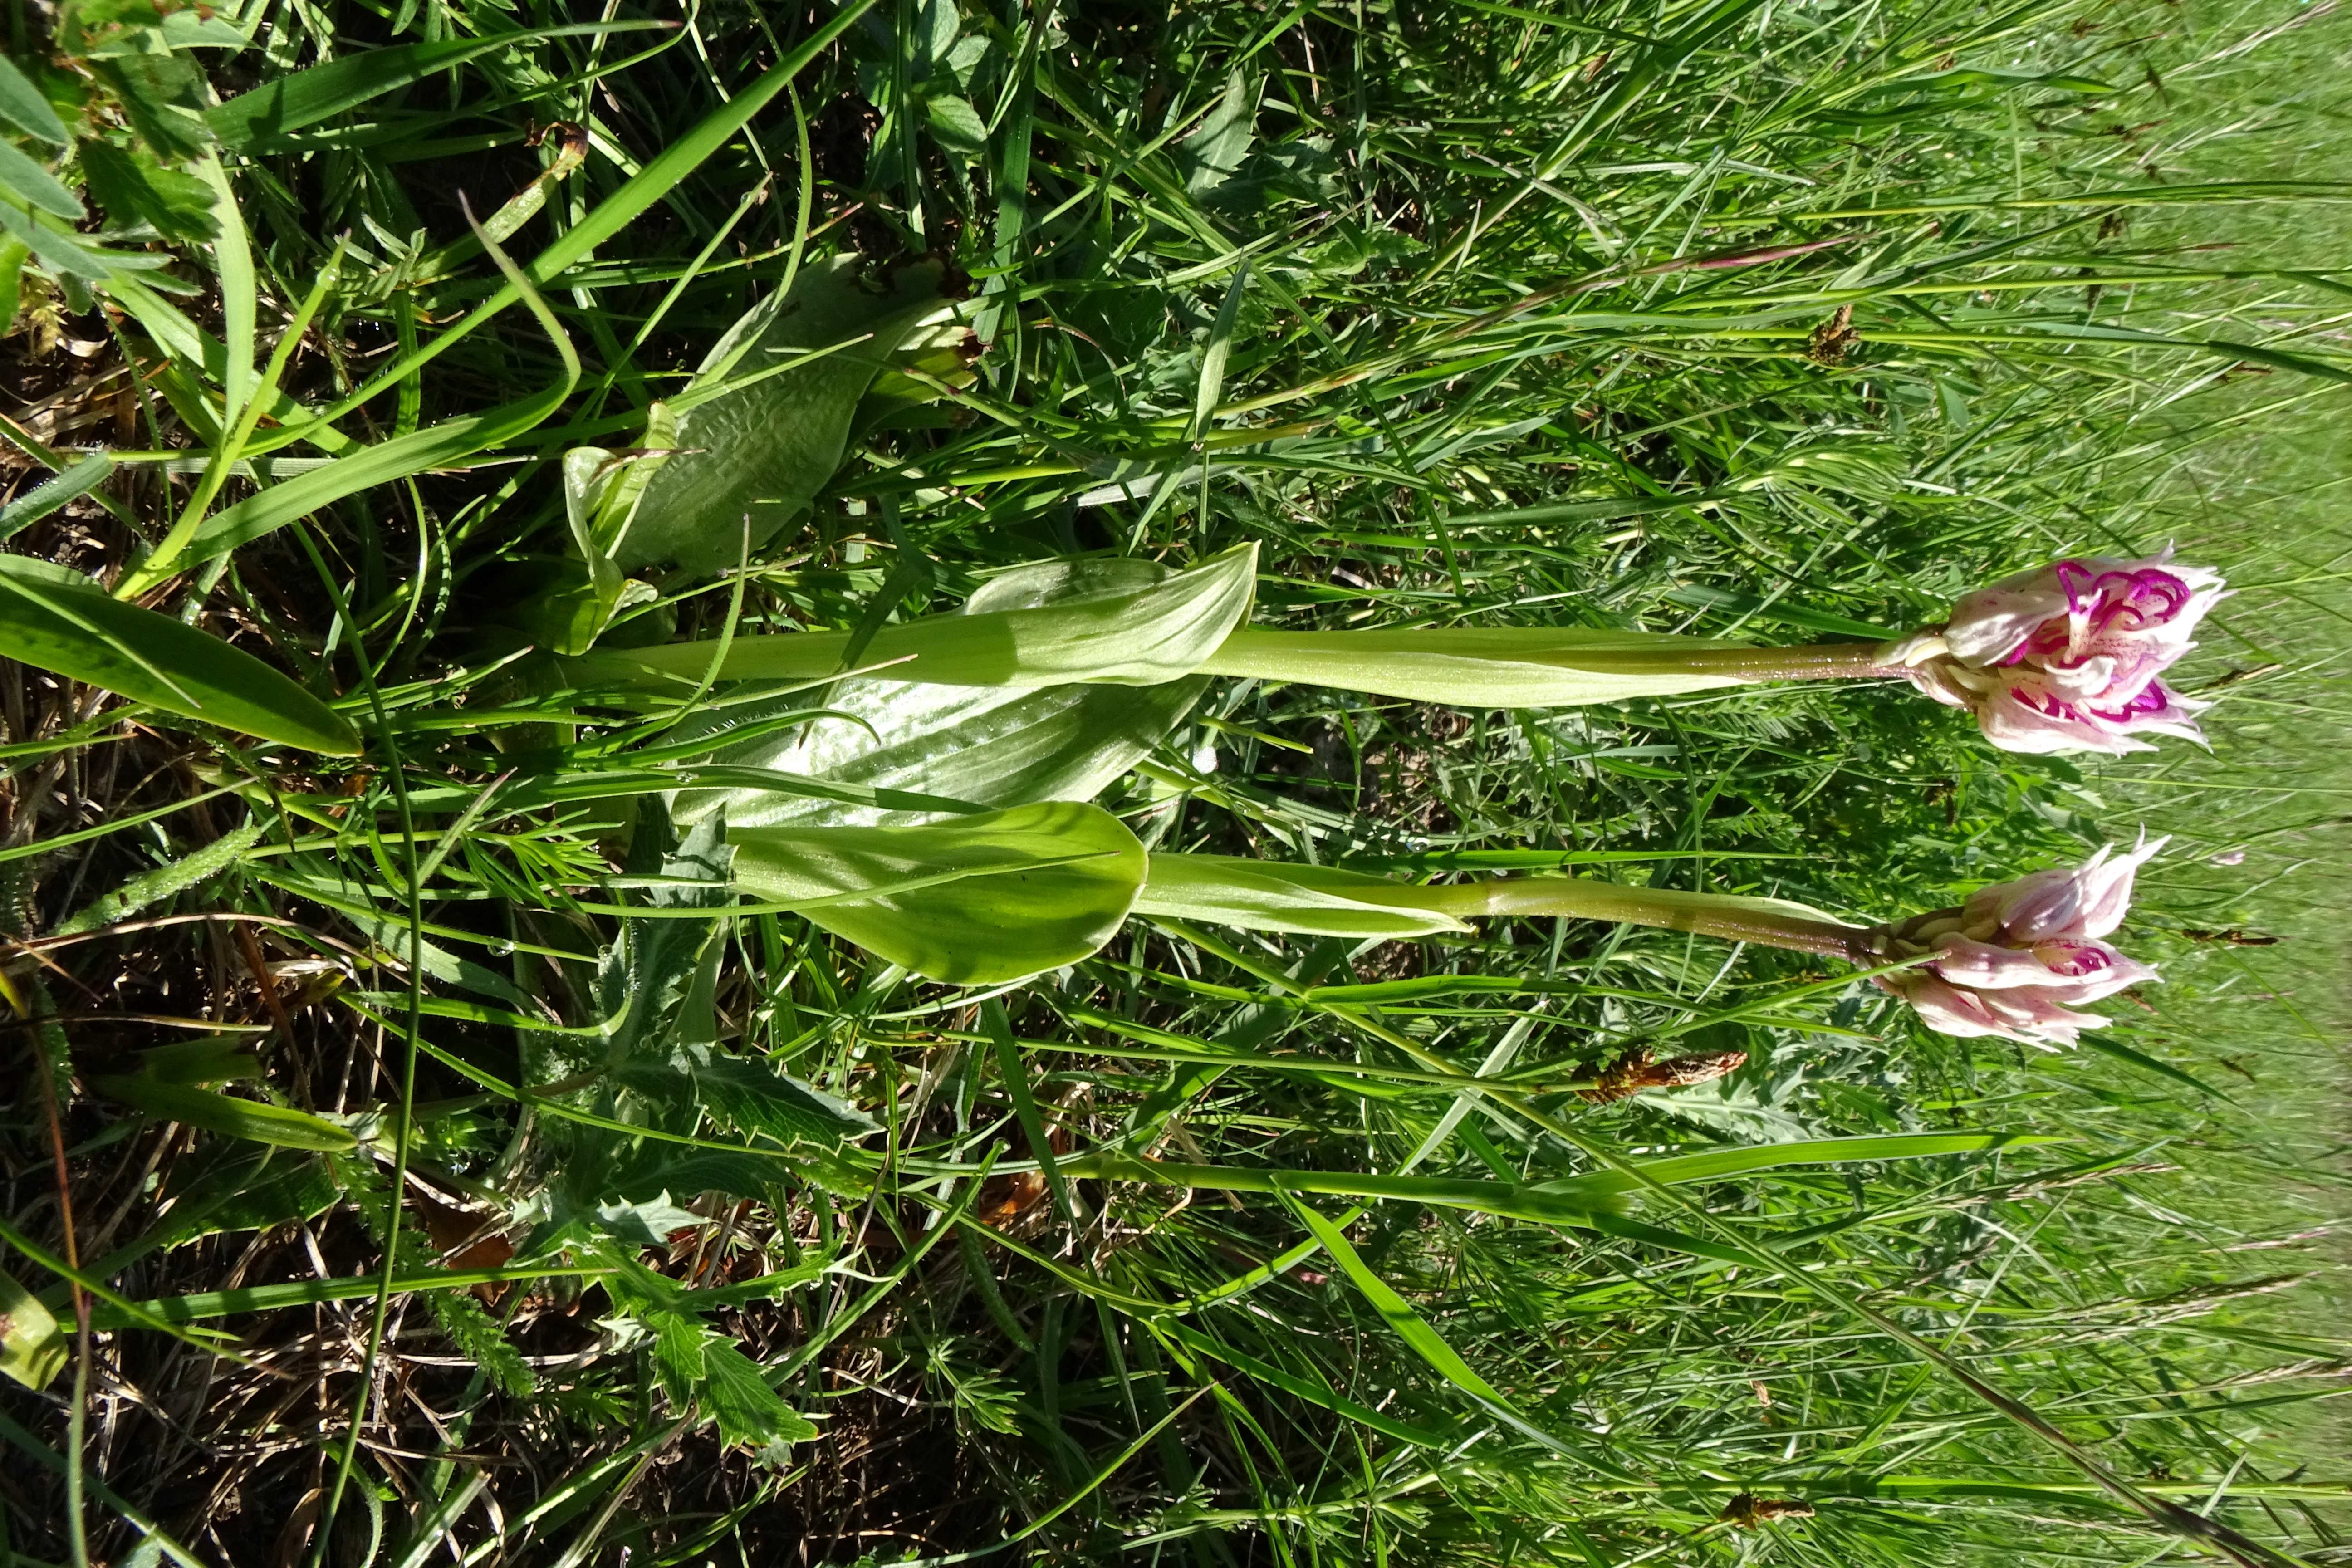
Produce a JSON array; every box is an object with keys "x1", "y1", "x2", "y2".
[
  {"x1": 1420, "y1": 877, "x2": 1875, "y2": 960},
  {"x1": 1196, "y1": 627, "x2": 1906, "y2": 697}
]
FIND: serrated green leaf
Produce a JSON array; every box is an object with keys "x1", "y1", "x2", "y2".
[
  {"x1": 89, "y1": 54, "x2": 214, "y2": 161},
  {"x1": 702, "y1": 1335, "x2": 818, "y2": 1447},
  {"x1": 79, "y1": 139, "x2": 216, "y2": 242},
  {"x1": 1134, "y1": 853, "x2": 1472, "y2": 938},
  {"x1": 731, "y1": 802, "x2": 1148, "y2": 983},
  {"x1": 681, "y1": 1045, "x2": 877, "y2": 1145},
  {"x1": 55, "y1": 817, "x2": 264, "y2": 936},
  {"x1": 0, "y1": 557, "x2": 363, "y2": 753},
  {"x1": 93, "y1": 1077, "x2": 359, "y2": 1152}
]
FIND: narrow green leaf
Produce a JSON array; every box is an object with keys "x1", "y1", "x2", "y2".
[
  {"x1": 124, "y1": 193, "x2": 583, "y2": 589},
  {"x1": 1196, "y1": 623, "x2": 1758, "y2": 706},
  {"x1": 86, "y1": 1266, "x2": 615, "y2": 1329},
  {"x1": 93, "y1": 1077, "x2": 360, "y2": 1152},
  {"x1": 0, "y1": 452, "x2": 115, "y2": 543},
  {"x1": 205, "y1": 23, "x2": 666, "y2": 150},
  {"x1": 0, "y1": 557, "x2": 362, "y2": 753},
  {"x1": 1531, "y1": 1131, "x2": 2059, "y2": 1206},
  {"x1": 1280, "y1": 1192, "x2": 1573, "y2": 1454},
  {"x1": 730, "y1": 802, "x2": 1148, "y2": 983}
]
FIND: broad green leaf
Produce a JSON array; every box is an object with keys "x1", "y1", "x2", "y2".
[
  {"x1": 0, "y1": 54, "x2": 68, "y2": 145},
  {"x1": 1134, "y1": 853, "x2": 1470, "y2": 938},
  {"x1": 579, "y1": 543, "x2": 1258, "y2": 691},
  {"x1": 1195, "y1": 624, "x2": 1758, "y2": 707},
  {"x1": 0, "y1": 556, "x2": 362, "y2": 754},
  {"x1": 672, "y1": 677, "x2": 1209, "y2": 831},
  {"x1": 669, "y1": 554, "x2": 1222, "y2": 829},
  {"x1": 0, "y1": 1270, "x2": 64, "y2": 1392},
  {"x1": 204, "y1": 23, "x2": 662, "y2": 151},
  {"x1": 924, "y1": 93, "x2": 988, "y2": 154},
  {"x1": 611, "y1": 255, "x2": 967, "y2": 576},
  {"x1": 93, "y1": 1077, "x2": 360, "y2": 1152},
  {"x1": 730, "y1": 802, "x2": 1147, "y2": 984}
]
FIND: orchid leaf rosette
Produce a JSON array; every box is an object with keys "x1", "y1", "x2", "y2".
[{"x1": 1884, "y1": 553, "x2": 2225, "y2": 754}]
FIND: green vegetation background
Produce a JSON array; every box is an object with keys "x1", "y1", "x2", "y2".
[{"x1": 0, "y1": 0, "x2": 2347, "y2": 1564}]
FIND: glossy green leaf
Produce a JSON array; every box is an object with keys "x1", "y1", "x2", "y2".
[
  {"x1": 1196, "y1": 624, "x2": 1757, "y2": 707},
  {"x1": 1134, "y1": 853, "x2": 1470, "y2": 938},
  {"x1": 93, "y1": 1077, "x2": 360, "y2": 1152},
  {"x1": 0, "y1": 1271, "x2": 64, "y2": 1392},
  {"x1": 666, "y1": 553, "x2": 1224, "y2": 831},
  {"x1": 0, "y1": 557, "x2": 362, "y2": 753},
  {"x1": 730, "y1": 802, "x2": 1148, "y2": 984},
  {"x1": 579, "y1": 543, "x2": 1259, "y2": 691},
  {"x1": 610, "y1": 256, "x2": 965, "y2": 576},
  {"x1": 674, "y1": 677, "x2": 1209, "y2": 832}
]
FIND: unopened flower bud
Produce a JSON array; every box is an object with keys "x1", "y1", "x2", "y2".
[
  {"x1": 1885, "y1": 553, "x2": 2224, "y2": 755},
  {"x1": 1867, "y1": 837, "x2": 2165, "y2": 1047}
]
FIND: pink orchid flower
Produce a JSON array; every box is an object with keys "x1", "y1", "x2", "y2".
[
  {"x1": 1886, "y1": 553, "x2": 2225, "y2": 755},
  {"x1": 1871, "y1": 837, "x2": 2165, "y2": 1047}
]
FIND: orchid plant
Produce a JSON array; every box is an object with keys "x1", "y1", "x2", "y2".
[
  {"x1": 577, "y1": 542, "x2": 2202, "y2": 1051},
  {"x1": 578, "y1": 549, "x2": 2223, "y2": 758}
]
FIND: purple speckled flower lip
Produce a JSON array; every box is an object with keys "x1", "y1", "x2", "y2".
[
  {"x1": 2006, "y1": 561, "x2": 2195, "y2": 665},
  {"x1": 2032, "y1": 939, "x2": 2112, "y2": 979}
]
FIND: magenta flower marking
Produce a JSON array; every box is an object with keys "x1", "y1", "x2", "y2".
[{"x1": 1894, "y1": 550, "x2": 2225, "y2": 755}]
